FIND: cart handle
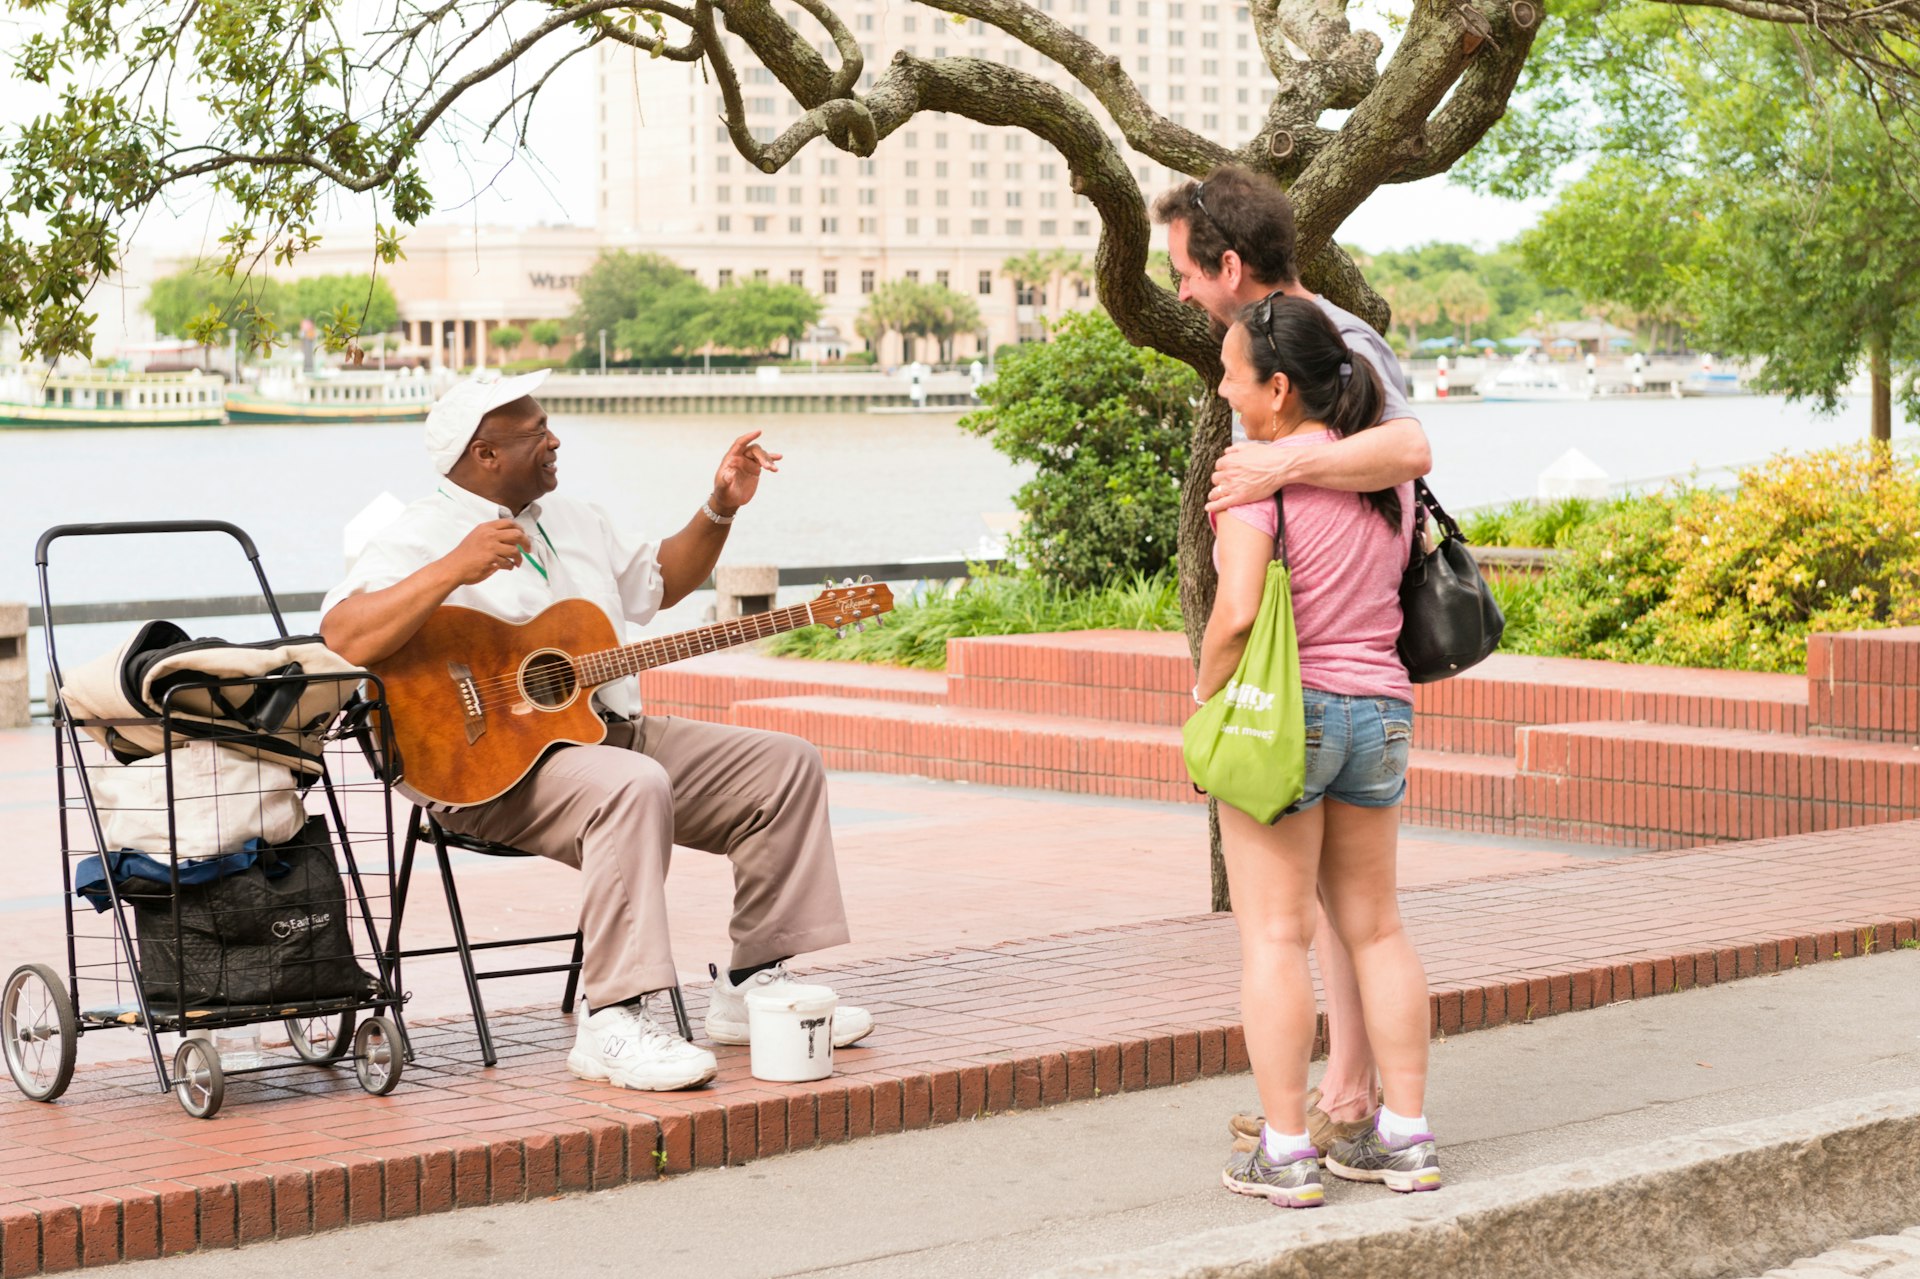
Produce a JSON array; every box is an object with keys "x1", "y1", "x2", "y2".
[{"x1": 35, "y1": 521, "x2": 263, "y2": 566}]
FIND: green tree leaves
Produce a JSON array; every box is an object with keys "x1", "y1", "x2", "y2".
[
  {"x1": 569, "y1": 251, "x2": 819, "y2": 361},
  {"x1": 854, "y1": 280, "x2": 982, "y2": 358},
  {"x1": 142, "y1": 265, "x2": 398, "y2": 354},
  {"x1": 963, "y1": 310, "x2": 1200, "y2": 590}
]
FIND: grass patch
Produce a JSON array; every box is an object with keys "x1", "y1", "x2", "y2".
[
  {"x1": 767, "y1": 568, "x2": 1182, "y2": 669},
  {"x1": 1461, "y1": 496, "x2": 1624, "y2": 549}
]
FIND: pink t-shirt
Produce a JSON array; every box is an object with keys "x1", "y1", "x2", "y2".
[{"x1": 1209, "y1": 431, "x2": 1415, "y2": 703}]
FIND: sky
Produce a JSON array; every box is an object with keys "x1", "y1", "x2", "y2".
[{"x1": 1, "y1": 4, "x2": 1552, "y2": 262}]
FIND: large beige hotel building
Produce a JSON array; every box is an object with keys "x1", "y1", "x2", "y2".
[{"x1": 296, "y1": 1, "x2": 1274, "y2": 366}]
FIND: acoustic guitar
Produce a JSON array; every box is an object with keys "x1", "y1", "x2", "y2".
[{"x1": 369, "y1": 581, "x2": 894, "y2": 806}]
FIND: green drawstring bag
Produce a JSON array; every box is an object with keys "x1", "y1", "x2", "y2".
[{"x1": 1182, "y1": 494, "x2": 1306, "y2": 824}]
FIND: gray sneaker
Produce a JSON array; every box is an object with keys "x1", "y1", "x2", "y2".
[
  {"x1": 1221, "y1": 1143, "x2": 1326, "y2": 1208},
  {"x1": 1325, "y1": 1125, "x2": 1442, "y2": 1193}
]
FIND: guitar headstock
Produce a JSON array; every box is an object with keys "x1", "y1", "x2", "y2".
[{"x1": 809, "y1": 577, "x2": 896, "y2": 632}]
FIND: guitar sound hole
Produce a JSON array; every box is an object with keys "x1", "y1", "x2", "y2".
[{"x1": 520, "y1": 651, "x2": 579, "y2": 709}]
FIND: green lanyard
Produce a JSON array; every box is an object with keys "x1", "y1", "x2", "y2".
[{"x1": 440, "y1": 487, "x2": 558, "y2": 581}]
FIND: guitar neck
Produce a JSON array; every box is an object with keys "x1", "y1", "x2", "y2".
[{"x1": 577, "y1": 601, "x2": 818, "y2": 686}]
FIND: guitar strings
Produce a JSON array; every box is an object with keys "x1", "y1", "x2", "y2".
[{"x1": 454, "y1": 602, "x2": 840, "y2": 702}]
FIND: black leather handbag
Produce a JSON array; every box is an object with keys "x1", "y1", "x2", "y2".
[{"x1": 1398, "y1": 479, "x2": 1505, "y2": 683}]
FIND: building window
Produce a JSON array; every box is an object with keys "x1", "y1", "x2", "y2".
[
  {"x1": 1170, "y1": 85, "x2": 1185, "y2": 101},
  {"x1": 1203, "y1": 57, "x2": 1220, "y2": 74},
  {"x1": 971, "y1": 217, "x2": 990, "y2": 234},
  {"x1": 857, "y1": 12, "x2": 874, "y2": 28},
  {"x1": 905, "y1": 270, "x2": 920, "y2": 282},
  {"x1": 821, "y1": 187, "x2": 839, "y2": 204},
  {"x1": 716, "y1": 184, "x2": 732, "y2": 201},
  {"x1": 935, "y1": 132, "x2": 948, "y2": 149},
  {"x1": 821, "y1": 216, "x2": 839, "y2": 233},
  {"x1": 1202, "y1": 85, "x2": 1218, "y2": 102},
  {"x1": 859, "y1": 188, "x2": 877, "y2": 204},
  {"x1": 753, "y1": 267, "x2": 769, "y2": 280},
  {"x1": 1202, "y1": 30, "x2": 1218, "y2": 46},
  {"x1": 936, "y1": 218, "x2": 951, "y2": 235},
  {"x1": 789, "y1": 187, "x2": 803, "y2": 205},
  {"x1": 903, "y1": 13, "x2": 917, "y2": 29},
  {"x1": 1074, "y1": 220, "x2": 1091, "y2": 235},
  {"x1": 1005, "y1": 191, "x2": 1022, "y2": 207},
  {"x1": 905, "y1": 189, "x2": 919, "y2": 206},
  {"x1": 821, "y1": 157, "x2": 838, "y2": 175},
  {"x1": 789, "y1": 216, "x2": 803, "y2": 233},
  {"x1": 861, "y1": 269, "x2": 875, "y2": 294},
  {"x1": 859, "y1": 158, "x2": 878, "y2": 176},
  {"x1": 1170, "y1": 56, "x2": 1184, "y2": 72},
  {"x1": 790, "y1": 269, "x2": 805, "y2": 286},
  {"x1": 905, "y1": 160, "x2": 919, "y2": 177},
  {"x1": 970, "y1": 190, "x2": 988, "y2": 208},
  {"x1": 906, "y1": 217, "x2": 920, "y2": 234},
  {"x1": 747, "y1": 185, "x2": 776, "y2": 203},
  {"x1": 1040, "y1": 191, "x2": 1057, "y2": 208},
  {"x1": 858, "y1": 216, "x2": 877, "y2": 233},
  {"x1": 752, "y1": 216, "x2": 769, "y2": 232},
  {"x1": 719, "y1": 269, "x2": 734, "y2": 286},
  {"x1": 1039, "y1": 162, "x2": 1057, "y2": 180},
  {"x1": 715, "y1": 155, "x2": 730, "y2": 173},
  {"x1": 1005, "y1": 162, "x2": 1022, "y2": 179},
  {"x1": 935, "y1": 189, "x2": 950, "y2": 207},
  {"x1": 978, "y1": 270, "x2": 993, "y2": 295},
  {"x1": 823, "y1": 269, "x2": 838, "y2": 294},
  {"x1": 1006, "y1": 219, "x2": 1023, "y2": 235},
  {"x1": 971, "y1": 133, "x2": 989, "y2": 150},
  {"x1": 937, "y1": 269, "x2": 951, "y2": 287},
  {"x1": 717, "y1": 215, "x2": 732, "y2": 232},
  {"x1": 1040, "y1": 219, "x2": 1057, "y2": 236}
]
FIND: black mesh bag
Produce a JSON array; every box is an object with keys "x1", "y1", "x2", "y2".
[{"x1": 126, "y1": 816, "x2": 378, "y2": 1008}]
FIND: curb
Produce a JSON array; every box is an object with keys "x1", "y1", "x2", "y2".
[{"x1": 1033, "y1": 1088, "x2": 1920, "y2": 1279}]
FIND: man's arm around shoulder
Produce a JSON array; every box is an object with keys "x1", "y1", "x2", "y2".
[{"x1": 1206, "y1": 417, "x2": 1432, "y2": 513}]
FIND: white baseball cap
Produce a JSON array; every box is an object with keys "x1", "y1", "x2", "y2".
[{"x1": 424, "y1": 369, "x2": 552, "y2": 475}]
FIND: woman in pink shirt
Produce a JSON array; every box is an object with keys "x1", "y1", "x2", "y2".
[{"x1": 1197, "y1": 294, "x2": 1438, "y2": 1207}]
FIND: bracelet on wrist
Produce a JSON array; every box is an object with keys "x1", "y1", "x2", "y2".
[
  {"x1": 1192, "y1": 683, "x2": 1206, "y2": 706},
  {"x1": 701, "y1": 499, "x2": 736, "y2": 526}
]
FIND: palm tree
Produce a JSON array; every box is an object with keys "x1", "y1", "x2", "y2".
[{"x1": 1434, "y1": 272, "x2": 1492, "y2": 345}]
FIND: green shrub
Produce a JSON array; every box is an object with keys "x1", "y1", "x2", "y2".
[
  {"x1": 766, "y1": 568, "x2": 1183, "y2": 668},
  {"x1": 963, "y1": 310, "x2": 1201, "y2": 591},
  {"x1": 1462, "y1": 496, "x2": 1617, "y2": 548},
  {"x1": 1525, "y1": 444, "x2": 1920, "y2": 672}
]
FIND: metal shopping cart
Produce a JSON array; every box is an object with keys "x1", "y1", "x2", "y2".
[{"x1": 3, "y1": 521, "x2": 406, "y2": 1118}]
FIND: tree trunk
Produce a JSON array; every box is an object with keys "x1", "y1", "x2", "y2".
[
  {"x1": 1869, "y1": 329, "x2": 1892, "y2": 445},
  {"x1": 1178, "y1": 396, "x2": 1236, "y2": 911}
]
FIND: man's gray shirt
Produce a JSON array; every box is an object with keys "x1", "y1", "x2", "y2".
[{"x1": 1232, "y1": 294, "x2": 1417, "y2": 440}]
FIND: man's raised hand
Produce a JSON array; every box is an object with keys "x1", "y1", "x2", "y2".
[
  {"x1": 1206, "y1": 442, "x2": 1291, "y2": 514},
  {"x1": 443, "y1": 519, "x2": 531, "y2": 585},
  {"x1": 711, "y1": 429, "x2": 783, "y2": 515}
]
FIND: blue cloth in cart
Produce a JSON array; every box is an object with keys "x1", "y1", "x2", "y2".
[{"x1": 73, "y1": 840, "x2": 290, "y2": 913}]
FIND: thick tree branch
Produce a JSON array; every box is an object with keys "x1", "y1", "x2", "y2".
[{"x1": 897, "y1": 0, "x2": 1232, "y2": 173}]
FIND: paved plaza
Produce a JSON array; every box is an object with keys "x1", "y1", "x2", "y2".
[{"x1": 2, "y1": 717, "x2": 1919, "y2": 1272}]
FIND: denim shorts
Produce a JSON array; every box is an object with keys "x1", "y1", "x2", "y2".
[{"x1": 1287, "y1": 688, "x2": 1414, "y2": 814}]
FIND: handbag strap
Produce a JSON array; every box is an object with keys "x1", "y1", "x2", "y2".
[
  {"x1": 1272, "y1": 490, "x2": 1290, "y2": 570},
  {"x1": 1414, "y1": 477, "x2": 1466, "y2": 543}
]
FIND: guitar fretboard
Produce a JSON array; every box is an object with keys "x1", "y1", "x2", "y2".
[{"x1": 572, "y1": 602, "x2": 816, "y2": 688}]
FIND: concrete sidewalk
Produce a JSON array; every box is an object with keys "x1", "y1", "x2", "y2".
[{"x1": 93, "y1": 946, "x2": 1920, "y2": 1279}]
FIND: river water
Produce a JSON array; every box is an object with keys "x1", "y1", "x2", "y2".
[{"x1": 2, "y1": 394, "x2": 1906, "y2": 693}]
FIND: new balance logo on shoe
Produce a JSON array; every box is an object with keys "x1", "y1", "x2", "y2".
[{"x1": 1222, "y1": 679, "x2": 1276, "y2": 712}]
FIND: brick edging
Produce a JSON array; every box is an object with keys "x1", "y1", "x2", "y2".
[{"x1": 4, "y1": 914, "x2": 1918, "y2": 1275}]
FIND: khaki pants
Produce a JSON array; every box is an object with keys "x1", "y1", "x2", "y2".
[{"x1": 438, "y1": 716, "x2": 850, "y2": 1006}]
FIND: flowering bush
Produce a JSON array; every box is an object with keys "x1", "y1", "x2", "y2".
[{"x1": 1523, "y1": 445, "x2": 1920, "y2": 672}]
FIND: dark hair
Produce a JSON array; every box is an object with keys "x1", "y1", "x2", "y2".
[
  {"x1": 1151, "y1": 164, "x2": 1299, "y2": 288},
  {"x1": 1237, "y1": 293, "x2": 1400, "y2": 530}
]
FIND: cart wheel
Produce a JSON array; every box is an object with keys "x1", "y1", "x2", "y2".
[
  {"x1": 286, "y1": 1012, "x2": 355, "y2": 1064},
  {"x1": 173, "y1": 1038, "x2": 225, "y2": 1119},
  {"x1": 3, "y1": 964, "x2": 78, "y2": 1103},
  {"x1": 353, "y1": 1016, "x2": 403, "y2": 1096}
]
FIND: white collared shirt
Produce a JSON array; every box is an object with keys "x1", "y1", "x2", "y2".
[{"x1": 320, "y1": 479, "x2": 665, "y2": 719}]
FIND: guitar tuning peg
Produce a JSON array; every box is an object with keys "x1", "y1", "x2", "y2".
[
  {"x1": 874, "y1": 614, "x2": 885, "y2": 628},
  {"x1": 841, "y1": 577, "x2": 853, "y2": 587},
  {"x1": 854, "y1": 621, "x2": 866, "y2": 634},
  {"x1": 859, "y1": 574, "x2": 872, "y2": 584},
  {"x1": 836, "y1": 627, "x2": 848, "y2": 640}
]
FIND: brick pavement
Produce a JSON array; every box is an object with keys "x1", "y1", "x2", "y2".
[{"x1": 2, "y1": 795, "x2": 1917, "y2": 1273}]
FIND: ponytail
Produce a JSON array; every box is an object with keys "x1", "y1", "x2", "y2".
[{"x1": 1236, "y1": 293, "x2": 1401, "y2": 531}]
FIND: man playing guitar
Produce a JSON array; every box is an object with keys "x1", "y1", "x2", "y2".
[{"x1": 320, "y1": 369, "x2": 873, "y2": 1091}]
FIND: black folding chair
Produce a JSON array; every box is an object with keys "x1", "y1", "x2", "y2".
[{"x1": 385, "y1": 806, "x2": 693, "y2": 1066}]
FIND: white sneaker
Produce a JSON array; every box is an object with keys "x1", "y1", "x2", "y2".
[
  {"x1": 704, "y1": 963, "x2": 875, "y2": 1048},
  {"x1": 567, "y1": 995, "x2": 718, "y2": 1091}
]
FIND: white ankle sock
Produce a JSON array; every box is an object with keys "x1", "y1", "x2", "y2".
[
  {"x1": 1262, "y1": 1125, "x2": 1311, "y2": 1160},
  {"x1": 1377, "y1": 1105, "x2": 1429, "y2": 1142}
]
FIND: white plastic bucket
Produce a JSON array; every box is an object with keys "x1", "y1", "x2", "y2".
[{"x1": 745, "y1": 983, "x2": 838, "y2": 1083}]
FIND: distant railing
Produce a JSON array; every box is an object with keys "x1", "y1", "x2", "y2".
[{"x1": 23, "y1": 557, "x2": 1004, "y2": 629}]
